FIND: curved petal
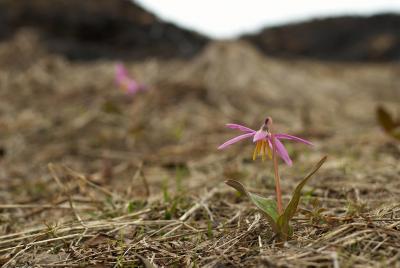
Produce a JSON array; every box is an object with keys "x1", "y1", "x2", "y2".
[
  {"x1": 226, "y1": 123, "x2": 255, "y2": 133},
  {"x1": 253, "y1": 130, "x2": 268, "y2": 142},
  {"x1": 270, "y1": 137, "x2": 293, "y2": 166},
  {"x1": 274, "y1": 133, "x2": 313, "y2": 146},
  {"x1": 218, "y1": 132, "x2": 254, "y2": 150}
]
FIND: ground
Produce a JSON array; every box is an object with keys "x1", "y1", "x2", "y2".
[{"x1": 0, "y1": 30, "x2": 400, "y2": 267}]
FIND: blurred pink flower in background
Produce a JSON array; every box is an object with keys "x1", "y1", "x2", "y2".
[{"x1": 115, "y1": 63, "x2": 146, "y2": 95}]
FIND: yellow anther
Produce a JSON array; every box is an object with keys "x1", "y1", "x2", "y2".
[
  {"x1": 252, "y1": 141, "x2": 261, "y2": 160},
  {"x1": 266, "y1": 142, "x2": 272, "y2": 159},
  {"x1": 261, "y1": 140, "x2": 266, "y2": 161}
]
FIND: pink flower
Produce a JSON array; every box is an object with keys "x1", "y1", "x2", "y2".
[
  {"x1": 218, "y1": 117, "x2": 312, "y2": 166},
  {"x1": 115, "y1": 63, "x2": 146, "y2": 95}
]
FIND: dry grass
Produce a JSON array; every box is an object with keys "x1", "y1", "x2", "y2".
[{"x1": 0, "y1": 30, "x2": 400, "y2": 267}]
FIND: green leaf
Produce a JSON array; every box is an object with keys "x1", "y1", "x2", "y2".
[
  {"x1": 249, "y1": 193, "x2": 279, "y2": 222},
  {"x1": 377, "y1": 106, "x2": 395, "y2": 132},
  {"x1": 102, "y1": 101, "x2": 122, "y2": 114},
  {"x1": 225, "y1": 180, "x2": 279, "y2": 233},
  {"x1": 277, "y1": 156, "x2": 327, "y2": 239},
  {"x1": 376, "y1": 106, "x2": 400, "y2": 140}
]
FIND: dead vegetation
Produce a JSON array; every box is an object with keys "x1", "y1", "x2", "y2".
[{"x1": 0, "y1": 30, "x2": 400, "y2": 267}]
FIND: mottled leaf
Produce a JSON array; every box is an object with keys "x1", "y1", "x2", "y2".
[
  {"x1": 277, "y1": 156, "x2": 327, "y2": 239},
  {"x1": 225, "y1": 179, "x2": 279, "y2": 232}
]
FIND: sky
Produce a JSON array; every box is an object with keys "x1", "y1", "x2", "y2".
[{"x1": 134, "y1": 0, "x2": 400, "y2": 39}]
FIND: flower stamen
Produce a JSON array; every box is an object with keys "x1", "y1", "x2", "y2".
[
  {"x1": 261, "y1": 140, "x2": 266, "y2": 161},
  {"x1": 252, "y1": 140, "x2": 273, "y2": 161},
  {"x1": 252, "y1": 141, "x2": 261, "y2": 160},
  {"x1": 266, "y1": 141, "x2": 272, "y2": 159}
]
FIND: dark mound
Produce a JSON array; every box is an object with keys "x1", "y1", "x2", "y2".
[
  {"x1": 0, "y1": 0, "x2": 208, "y2": 60},
  {"x1": 242, "y1": 14, "x2": 400, "y2": 62}
]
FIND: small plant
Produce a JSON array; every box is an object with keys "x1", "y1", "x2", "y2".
[
  {"x1": 218, "y1": 116, "x2": 327, "y2": 241},
  {"x1": 376, "y1": 105, "x2": 400, "y2": 141},
  {"x1": 301, "y1": 197, "x2": 328, "y2": 225},
  {"x1": 115, "y1": 63, "x2": 147, "y2": 95}
]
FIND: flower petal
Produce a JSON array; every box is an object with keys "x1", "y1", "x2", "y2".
[
  {"x1": 253, "y1": 130, "x2": 267, "y2": 142},
  {"x1": 126, "y1": 80, "x2": 140, "y2": 94},
  {"x1": 274, "y1": 133, "x2": 313, "y2": 146},
  {"x1": 226, "y1": 123, "x2": 255, "y2": 133},
  {"x1": 270, "y1": 137, "x2": 293, "y2": 166},
  {"x1": 115, "y1": 63, "x2": 128, "y2": 83},
  {"x1": 218, "y1": 132, "x2": 254, "y2": 150}
]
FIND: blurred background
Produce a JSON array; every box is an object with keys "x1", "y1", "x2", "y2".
[
  {"x1": 2, "y1": 0, "x2": 400, "y2": 61},
  {"x1": 1, "y1": 0, "x2": 400, "y2": 213}
]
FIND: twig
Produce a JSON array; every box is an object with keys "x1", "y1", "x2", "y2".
[
  {"x1": 0, "y1": 204, "x2": 94, "y2": 210},
  {"x1": 179, "y1": 185, "x2": 221, "y2": 221},
  {"x1": 48, "y1": 164, "x2": 86, "y2": 227},
  {"x1": 1, "y1": 245, "x2": 32, "y2": 268},
  {"x1": 62, "y1": 165, "x2": 120, "y2": 200}
]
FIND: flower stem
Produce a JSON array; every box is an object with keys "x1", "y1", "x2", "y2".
[{"x1": 271, "y1": 134, "x2": 284, "y2": 214}]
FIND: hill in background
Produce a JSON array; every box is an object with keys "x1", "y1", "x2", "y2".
[
  {"x1": 0, "y1": 0, "x2": 209, "y2": 60},
  {"x1": 1, "y1": 1, "x2": 400, "y2": 62},
  {"x1": 242, "y1": 14, "x2": 400, "y2": 62}
]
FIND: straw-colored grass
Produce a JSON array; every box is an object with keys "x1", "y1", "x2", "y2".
[{"x1": 0, "y1": 30, "x2": 399, "y2": 267}]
